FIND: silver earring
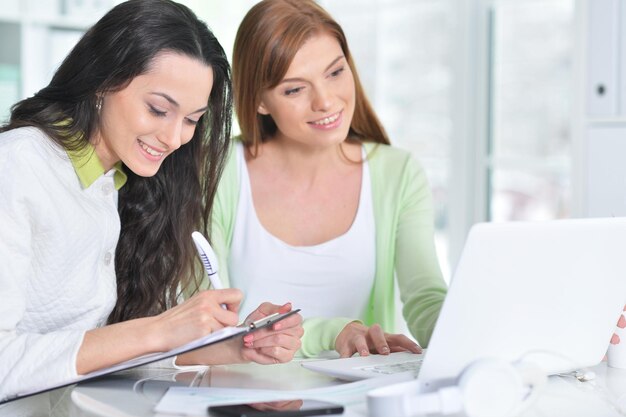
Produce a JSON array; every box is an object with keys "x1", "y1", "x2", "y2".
[{"x1": 96, "y1": 98, "x2": 102, "y2": 112}]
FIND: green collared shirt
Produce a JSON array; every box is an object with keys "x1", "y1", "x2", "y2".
[{"x1": 66, "y1": 144, "x2": 127, "y2": 190}]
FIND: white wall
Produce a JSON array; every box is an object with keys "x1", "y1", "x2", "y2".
[{"x1": 578, "y1": 0, "x2": 626, "y2": 217}]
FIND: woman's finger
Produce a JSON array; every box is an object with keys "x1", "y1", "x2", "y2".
[
  {"x1": 204, "y1": 289, "x2": 243, "y2": 313},
  {"x1": 611, "y1": 333, "x2": 621, "y2": 344},
  {"x1": 257, "y1": 346, "x2": 294, "y2": 363},
  {"x1": 243, "y1": 346, "x2": 294, "y2": 364},
  {"x1": 189, "y1": 290, "x2": 241, "y2": 326},
  {"x1": 245, "y1": 333, "x2": 301, "y2": 351},
  {"x1": 241, "y1": 348, "x2": 275, "y2": 364},
  {"x1": 271, "y1": 311, "x2": 302, "y2": 331},
  {"x1": 249, "y1": 302, "x2": 291, "y2": 321},
  {"x1": 367, "y1": 324, "x2": 390, "y2": 354},
  {"x1": 385, "y1": 334, "x2": 422, "y2": 354},
  {"x1": 336, "y1": 338, "x2": 357, "y2": 358},
  {"x1": 354, "y1": 337, "x2": 370, "y2": 357},
  {"x1": 248, "y1": 322, "x2": 304, "y2": 343}
]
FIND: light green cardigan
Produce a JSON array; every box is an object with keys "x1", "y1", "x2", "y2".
[{"x1": 209, "y1": 141, "x2": 448, "y2": 357}]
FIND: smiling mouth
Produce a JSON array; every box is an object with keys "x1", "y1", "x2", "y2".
[
  {"x1": 310, "y1": 111, "x2": 341, "y2": 126},
  {"x1": 138, "y1": 139, "x2": 164, "y2": 157}
]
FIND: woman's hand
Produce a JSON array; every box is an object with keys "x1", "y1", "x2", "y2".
[
  {"x1": 334, "y1": 322, "x2": 422, "y2": 358},
  {"x1": 240, "y1": 302, "x2": 303, "y2": 364},
  {"x1": 149, "y1": 289, "x2": 242, "y2": 352},
  {"x1": 175, "y1": 300, "x2": 302, "y2": 366},
  {"x1": 610, "y1": 305, "x2": 626, "y2": 345},
  {"x1": 79, "y1": 289, "x2": 243, "y2": 373}
]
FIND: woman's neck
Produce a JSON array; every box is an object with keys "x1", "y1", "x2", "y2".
[{"x1": 247, "y1": 138, "x2": 361, "y2": 180}]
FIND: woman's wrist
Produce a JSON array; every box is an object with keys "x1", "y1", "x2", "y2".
[
  {"x1": 78, "y1": 316, "x2": 164, "y2": 374},
  {"x1": 136, "y1": 315, "x2": 166, "y2": 353}
]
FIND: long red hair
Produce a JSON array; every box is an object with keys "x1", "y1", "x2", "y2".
[{"x1": 232, "y1": 0, "x2": 390, "y2": 151}]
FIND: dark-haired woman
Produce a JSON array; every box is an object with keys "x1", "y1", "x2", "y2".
[{"x1": 0, "y1": 0, "x2": 302, "y2": 402}]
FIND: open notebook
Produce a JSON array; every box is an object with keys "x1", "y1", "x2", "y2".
[
  {"x1": 1, "y1": 309, "x2": 300, "y2": 404},
  {"x1": 303, "y1": 218, "x2": 626, "y2": 382}
]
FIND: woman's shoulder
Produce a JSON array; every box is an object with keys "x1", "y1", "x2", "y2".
[
  {"x1": 364, "y1": 142, "x2": 422, "y2": 172},
  {"x1": 1, "y1": 127, "x2": 47, "y2": 159},
  {"x1": 363, "y1": 142, "x2": 431, "y2": 205},
  {"x1": 0, "y1": 126, "x2": 57, "y2": 155},
  {"x1": 215, "y1": 139, "x2": 242, "y2": 195},
  {"x1": 0, "y1": 127, "x2": 69, "y2": 182},
  {"x1": 0, "y1": 127, "x2": 65, "y2": 192}
]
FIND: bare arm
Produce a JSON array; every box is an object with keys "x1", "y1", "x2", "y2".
[{"x1": 77, "y1": 289, "x2": 242, "y2": 374}]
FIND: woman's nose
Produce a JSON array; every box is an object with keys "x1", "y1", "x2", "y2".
[
  {"x1": 311, "y1": 85, "x2": 333, "y2": 112},
  {"x1": 160, "y1": 120, "x2": 184, "y2": 150}
]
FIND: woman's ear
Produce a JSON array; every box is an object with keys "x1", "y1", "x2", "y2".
[{"x1": 257, "y1": 101, "x2": 270, "y2": 116}]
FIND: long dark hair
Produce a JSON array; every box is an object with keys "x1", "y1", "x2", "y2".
[{"x1": 2, "y1": 0, "x2": 232, "y2": 323}]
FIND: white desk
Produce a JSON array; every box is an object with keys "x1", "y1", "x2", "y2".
[{"x1": 2, "y1": 360, "x2": 626, "y2": 417}]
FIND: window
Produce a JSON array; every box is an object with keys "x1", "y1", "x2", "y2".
[
  {"x1": 320, "y1": 0, "x2": 455, "y2": 279},
  {"x1": 321, "y1": 0, "x2": 575, "y2": 278},
  {"x1": 488, "y1": 0, "x2": 574, "y2": 222}
]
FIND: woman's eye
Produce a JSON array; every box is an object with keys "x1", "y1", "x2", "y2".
[
  {"x1": 148, "y1": 105, "x2": 167, "y2": 117},
  {"x1": 284, "y1": 87, "x2": 303, "y2": 96},
  {"x1": 185, "y1": 118, "x2": 199, "y2": 126},
  {"x1": 330, "y1": 67, "x2": 345, "y2": 77}
]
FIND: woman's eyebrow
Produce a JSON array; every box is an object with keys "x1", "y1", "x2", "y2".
[
  {"x1": 150, "y1": 92, "x2": 208, "y2": 113},
  {"x1": 279, "y1": 55, "x2": 345, "y2": 84}
]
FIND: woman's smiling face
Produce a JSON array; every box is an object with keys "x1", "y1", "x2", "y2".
[
  {"x1": 257, "y1": 32, "x2": 356, "y2": 149},
  {"x1": 94, "y1": 51, "x2": 213, "y2": 176}
]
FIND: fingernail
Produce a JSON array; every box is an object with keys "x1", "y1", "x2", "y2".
[
  {"x1": 361, "y1": 349, "x2": 369, "y2": 356},
  {"x1": 273, "y1": 323, "x2": 282, "y2": 330},
  {"x1": 243, "y1": 334, "x2": 253, "y2": 342},
  {"x1": 381, "y1": 346, "x2": 390, "y2": 354},
  {"x1": 611, "y1": 334, "x2": 621, "y2": 345}
]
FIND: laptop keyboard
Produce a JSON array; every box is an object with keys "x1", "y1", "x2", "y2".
[{"x1": 356, "y1": 357, "x2": 424, "y2": 375}]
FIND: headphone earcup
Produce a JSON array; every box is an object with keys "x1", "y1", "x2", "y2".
[
  {"x1": 367, "y1": 358, "x2": 540, "y2": 417},
  {"x1": 458, "y1": 359, "x2": 526, "y2": 417}
]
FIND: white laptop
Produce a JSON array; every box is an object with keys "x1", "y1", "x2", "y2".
[{"x1": 302, "y1": 218, "x2": 626, "y2": 382}]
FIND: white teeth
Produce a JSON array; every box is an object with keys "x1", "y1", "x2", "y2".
[
  {"x1": 313, "y1": 113, "x2": 339, "y2": 125},
  {"x1": 139, "y1": 141, "x2": 164, "y2": 157}
]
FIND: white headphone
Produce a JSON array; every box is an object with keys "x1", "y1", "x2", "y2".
[{"x1": 367, "y1": 358, "x2": 547, "y2": 417}]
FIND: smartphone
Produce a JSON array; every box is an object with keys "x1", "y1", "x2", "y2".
[{"x1": 208, "y1": 399, "x2": 344, "y2": 417}]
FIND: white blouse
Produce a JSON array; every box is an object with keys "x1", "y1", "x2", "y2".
[
  {"x1": 229, "y1": 144, "x2": 376, "y2": 320},
  {"x1": 0, "y1": 127, "x2": 119, "y2": 402}
]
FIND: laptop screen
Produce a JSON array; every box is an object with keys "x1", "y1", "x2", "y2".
[{"x1": 419, "y1": 218, "x2": 626, "y2": 381}]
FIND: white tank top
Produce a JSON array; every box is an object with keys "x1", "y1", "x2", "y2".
[{"x1": 229, "y1": 144, "x2": 376, "y2": 320}]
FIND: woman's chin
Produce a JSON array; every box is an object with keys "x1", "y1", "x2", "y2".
[{"x1": 126, "y1": 161, "x2": 162, "y2": 178}]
